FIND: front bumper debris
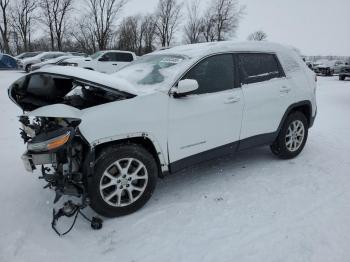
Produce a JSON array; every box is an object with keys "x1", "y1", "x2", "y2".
[{"x1": 21, "y1": 152, "x2": 35, "y2": 172}]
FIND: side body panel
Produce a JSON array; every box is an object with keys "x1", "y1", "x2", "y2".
[
  {"x1": 167, "y1": 88, "x2": 244, "y2": 163},
  {"x1": 239, "y1": 76, "x2": 295, "y2": 140},
  {"x1": 78, "y1": 92, "x2": 169, "y2": 165}
]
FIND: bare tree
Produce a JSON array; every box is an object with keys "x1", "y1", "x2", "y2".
[
  {"x1": 0, "y1": 0, "x2": 10, "y2": 53},
  {"x1": 117, "y1": 14, "x2": 157, "y2": 55},
  {"x1": 141, "y1": 15, "x2": 157, "y2": 54},
  {"x1": 204, "y1": 0, "x2": 244, "y2": 42},
  {"x1": 155, "y1": 0, "x2": 181, "y2": 47},
  {"x1": 117, "y1": 16, "x2": 138, "y2": 52},
  {"x1": 247, "y1": 30, "x2": 267, "y2": 41},
  {"x1": 71, "y1": 18, "x2": 97, "y2": 53},
  {"x1": 201, "y1": 10, "x2": 217, "y2": 42},
  {"x1": 40, "y1": 0, "x2": 54, "y2": 50},
  {"x1": 40, "y1": 0, "x2": 74, "y2": 51},
  {"x1": 183, "y1": 0, "x2": 202, "y2": 44},
  {"x1": 85, "y1": 0, "x2": 127, "y2": 50},
  {"x1": 10, "y1": 0, "x2": 37, "y2": 52}
]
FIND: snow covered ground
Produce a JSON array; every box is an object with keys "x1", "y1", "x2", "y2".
[{"x1": 0, "y1": 71, "x2": 350, "y2": 262}]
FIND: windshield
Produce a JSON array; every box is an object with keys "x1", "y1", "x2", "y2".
[
  {"x1": 113, "y1": 54, "x2": 188, "y2": 88},
  {"x1": 23, "y1": 52, "x2": 41, "y2": 59},
  {"x1": 91, "y1": 51, "x2": 103, "y2": 59}
]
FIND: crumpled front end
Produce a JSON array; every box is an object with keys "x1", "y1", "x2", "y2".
[
  {"x1": 8, "y1": 69, "x2": 135, "y2": 202},
  {"x1": 20, "y1": 115, "x2": 89, "y2": 201}
]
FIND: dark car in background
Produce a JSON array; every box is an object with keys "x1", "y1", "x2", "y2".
[
  {"x1": 339, "y1": 65, "x2": 350, "y2": 80},
  {"x1": 314, "y1": 62, "x2": 334, "y2": 76},
  {"x1": 0, "y1": 54, "x2": 17, "y2": 70}
]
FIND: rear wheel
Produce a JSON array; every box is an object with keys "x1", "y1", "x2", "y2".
[
  {"x1": 339, "y1": 75, "x2": 345, "y2": 81},
  {"x1": 270, "y1": 112, "x2": 308, "y2": 159},
  {"x1": 88, "y1": 144, "x2": 158, "y2": 217}
]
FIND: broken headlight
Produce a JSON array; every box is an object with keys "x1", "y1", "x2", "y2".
[{"x1": 28, "y1": 128, "x2": 74, "y2": 152}]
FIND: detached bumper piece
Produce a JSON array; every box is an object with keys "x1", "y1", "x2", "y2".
[
  {"x1": 21, "y1": 152, "x2": 35, "y2": 172},
  {"x1": 52, "y1": 200, "x2": 103, "y2": 236}
]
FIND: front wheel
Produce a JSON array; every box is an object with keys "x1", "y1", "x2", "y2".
[
  {"x1": 88, "y1": 144, "x2": 158, "y2": 217},
  {"x1": 270, "y1": 112, "x2": 308, "y2": 159},
  {"x1": 339, "y1": 75, "x2": 345, "y2": 81}
]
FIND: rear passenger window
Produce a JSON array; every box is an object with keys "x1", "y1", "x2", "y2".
[
  {"x1": 238, "y1": 53, "x2": 284, "y2": 84},
  {"x1": 103, "y1": 53, "x2": 133, "y2": 62},
  {"x1": 182, "y1": 54, "x2": 235, "y2": 95},
  {"x1": 117, "y1": 53, "x2": 134, "y2": 62},
  {"x1": 110, "y1": 53, "x2": 134, "y2": 62}
]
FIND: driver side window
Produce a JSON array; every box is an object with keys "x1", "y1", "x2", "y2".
[{"x1": 182, "y1": 54, "x2": 235, "y2": 95}]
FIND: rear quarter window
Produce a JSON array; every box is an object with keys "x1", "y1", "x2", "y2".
[
  {"x1": 238, "y1": 53, "x2": 284, "y2": 84},
  {"x1": 116, "y1": 53, "x2": 134, "y2": 62},
  {"x1": 277, "y1": 51, "x2": 302, "y2": 73}
]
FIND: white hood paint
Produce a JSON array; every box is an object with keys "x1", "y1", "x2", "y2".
[{"x1": 26, "y1": 104, "x2": 82, "y2": 119}]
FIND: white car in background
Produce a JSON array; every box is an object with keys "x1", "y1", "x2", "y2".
[
  {"x1": 64, "y1": 50, "x2": 136, "y2": 73},
  {"x1": 30, "y1": 55, "x2": 81, "y2": 71},
  {"x1": 19, "y1": 51, "x2": 66, "y2": 72}
]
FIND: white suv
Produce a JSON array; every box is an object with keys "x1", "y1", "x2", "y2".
[
  {"x1": 64, "y1": 50, "x2": 136, "y2": 73},
  {"x1": 9, "y1": 42, "x2": 317, "y2": 218}
]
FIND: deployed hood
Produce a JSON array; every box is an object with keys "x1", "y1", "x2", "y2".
[
  {"x1": 35, "y1": 66, "x2": 139, "y2": 94},
  {"x1": 8, "y1": 66, "x2": 138, "y2": 112}
]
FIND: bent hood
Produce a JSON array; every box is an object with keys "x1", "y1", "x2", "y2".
[
  {"x1": 8, "y1": 66, "x2": 145, "y2": 112},
  {"x1": 34, "y1": 66, "x2": 139, "y2": 94}
]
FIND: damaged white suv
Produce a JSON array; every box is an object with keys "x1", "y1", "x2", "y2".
[{"x1": 9, "y1": 42, "x2": 317, "y2": 218}]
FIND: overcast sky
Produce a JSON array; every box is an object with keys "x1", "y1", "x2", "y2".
[{"x1": 122, "y1": 0, "x2": 350, "y2": 56}]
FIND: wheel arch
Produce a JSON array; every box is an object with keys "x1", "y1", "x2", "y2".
[
  {"x1": 278, "y1": 101, "x2": 313, "y2": 132},
  {"x1": 91, "y1": 133, "x2": 168, "y2": 177}
]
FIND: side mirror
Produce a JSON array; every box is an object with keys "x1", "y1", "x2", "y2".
[{"x1": 174, "y1": 79, "x2": 198, "y2": 97}]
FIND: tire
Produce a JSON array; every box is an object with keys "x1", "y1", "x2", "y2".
[
  {"x1": 88, "y1": 144, "x2": 158, "y2": 217},
  {"x1": 339, "y1": 75, "x2": 345, "y2": 81},
  {"x1": 25, "y1": 64, "x2": 32, "y2": 73},
  {"x1": 270, "y1": 111, "x2": 309, "y2": 159}
]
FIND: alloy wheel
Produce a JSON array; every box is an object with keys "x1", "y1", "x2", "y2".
[
  {"x1": 285, "y1": 120, "x2": 305, "y2": 152},
  {"x1": 99, "y1": 158, "x2": 148, "y2": 207}
]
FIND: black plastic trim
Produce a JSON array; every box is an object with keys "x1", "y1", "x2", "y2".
[
  {"x1": 169, "y1": 142, "x2": 239, "y2": 173},
  {"x1": 277, "y1": 100, "x2": 313, "y2": 131},
  {"x1": 169, "y1": 132, "x2": 277, "y2": 173},
  {"x1": 238, "y1": 133, "x2": 276, "y2": 151}
]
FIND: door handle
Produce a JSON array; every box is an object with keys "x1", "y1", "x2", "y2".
[
  {"x1": 280, "y1": 86, "x2": 291, "y2": 93},
  {"x1": 224, "y1": 96, "x2": 240, "y2": 104},
  {"x1": 112, "y1": 63, "x2": 118, "y2": 66}
]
